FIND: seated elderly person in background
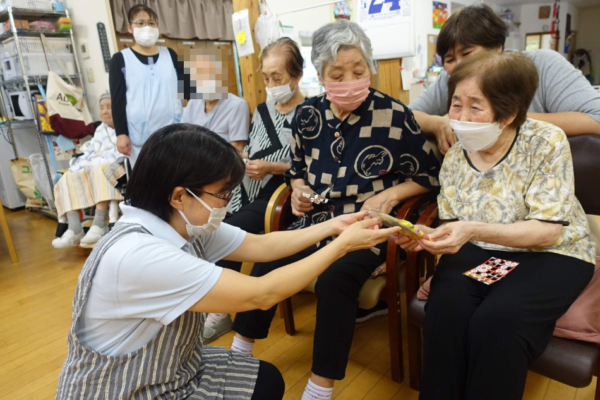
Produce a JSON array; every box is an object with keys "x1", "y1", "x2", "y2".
[
  {"x1": 204, "y1": 37, "x2": 307, "y2": 343},
  {"x1": 180, "y1": 48, "x2": 249, "y2": 153},
  {"x1": 53, "y1": 92, "x2": 124, "y2": 249},
  {"x1": 397, "y1": 52, "x2": 595, "y2": 400},
  {"x1": 231, "y1": 20, "x2": 440, "y2": 399}
]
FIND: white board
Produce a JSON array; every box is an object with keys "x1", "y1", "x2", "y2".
[{"x1": 355, "y1": 0, "x2": 415, "y2": 60}]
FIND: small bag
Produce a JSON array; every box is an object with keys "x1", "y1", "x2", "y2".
[
  {"x1": 9, "y1": 158, "x2": 47, "y2": 208},
  {"x1": 41, "y1": 34, "x2": 94, "y2": 139}
]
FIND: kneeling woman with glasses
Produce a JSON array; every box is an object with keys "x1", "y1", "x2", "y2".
[{"x1": 56, "y1": 123, "x2": 400, "y2": 400}]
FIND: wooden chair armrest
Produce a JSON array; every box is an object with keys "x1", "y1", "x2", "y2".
[
  {"x1": 385, "y1": 193, "x2": 436, "y2": 281},
  {"x1": 264, "y1": 183, "x2": 292, "y2": 233},
  {"x1": 405, "y1": 202, "x2": 439, "y2": 302}
]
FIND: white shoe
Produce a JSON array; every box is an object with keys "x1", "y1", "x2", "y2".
[
  {"x1": 80, "y1": 225, "x2": 109, "y2": 248},
  {"x1": 52, "y1": 229, "x2": 85, "y2": 249}
]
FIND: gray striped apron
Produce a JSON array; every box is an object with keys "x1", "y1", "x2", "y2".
[{"x1": 56, "y1": 223, "x2": 260, "y2": 399}]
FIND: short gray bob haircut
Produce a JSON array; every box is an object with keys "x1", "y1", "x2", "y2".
[{"x1": 311, "y1": 20, "x2": 374, "y2": 78}]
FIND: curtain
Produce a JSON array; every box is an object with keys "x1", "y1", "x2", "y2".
[{"x1": 111, "y1": 0, "x2": 234, "y2": 41}]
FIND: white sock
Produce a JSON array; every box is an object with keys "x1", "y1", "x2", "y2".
[
  {"x1": 231, "y1": 336, "x2": 254, "y2": 357},
  {"x1": 301, "y1": 379, "x2": 333, "y2": 400},
  {"x1": 206, "y1": 313, "x2": 229, "y2": 327}
]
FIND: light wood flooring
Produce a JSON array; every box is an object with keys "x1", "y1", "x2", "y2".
[{"x1": 0, "y1": 208, "x2": 597, "y2": 399}]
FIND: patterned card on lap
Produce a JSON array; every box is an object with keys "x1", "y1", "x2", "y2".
[{"x1": 463, "y1": 257, "x2": 520, "y2": 285}]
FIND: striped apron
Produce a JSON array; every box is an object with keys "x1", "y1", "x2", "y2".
[{"x1": 56, "y1": 223, "x2": 260, "y2": 399}]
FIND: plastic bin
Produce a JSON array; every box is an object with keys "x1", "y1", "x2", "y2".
[
  {"x1": 1, "y1": 51, "x2": 75, "y2": 80},
  {"x1": 1, "y1": 0, "x2": 53, "y2": 11},
  {"x1": 3, "y1": 36, "x2": 72, "y2": 57}
]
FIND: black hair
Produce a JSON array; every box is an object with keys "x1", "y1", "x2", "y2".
[
  {"x1": 437, "y1": 4, "x2": 507, "y2": 64},
  {"x1": 125, "y1": 123, "x2": 245, "y2": 222},
  {"x1": 127, "y1": 4, "x2": 159, "y2": 24},
  {"x1": 261, "y1": 37, "x2": 304, "y2": 78}
]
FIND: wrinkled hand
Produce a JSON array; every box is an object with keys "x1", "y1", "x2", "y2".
[
  {"x1": 360, "y1": 192, "x2": 397, "y2": 215},
  {"x1": 337, "y1": 218, "x2": 400, "y2": 253},
  {"x1": 394, "y1": 224, "x2": 434, "y2": 252},
  {"x1": 291, "y1": 184, "x2": 315, "y2": 217},
  {"x1": 418, "y1": 221, "x2": 472, "y2": 255},
  {"x1": 246, "y1": 159, "x2": 270, "y2": 181},
  {"x1": 117, "y1": 135, "x2": 131, "y2": 156},
  {"x1": 434, "y1": 115, "x2": 456, "y2": 155}
]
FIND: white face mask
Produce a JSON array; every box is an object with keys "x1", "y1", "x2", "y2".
[
  {"x1": 449, "y1": 119, "x2": 504, "y2": 152},
  {"x1": 266, "y1": 81, "x2": 296, "y2": 104},
  {"x1": 177, "y1": 188, "x2": 227, "y2": 237},
  {"x1": 133, "y1": 26, "x2": 160, "y2": 47}
]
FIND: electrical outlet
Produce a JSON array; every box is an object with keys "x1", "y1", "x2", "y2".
[
  {"x1": 80, "y1": 42, "x2": 91, "y2": 59},
  {"x1": 87, "y1": 67, "x2": 95, "y2": 83}
]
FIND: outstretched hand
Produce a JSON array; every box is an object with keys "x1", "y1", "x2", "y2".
[{"x1": 337, "y1": 217, "x2": 400, "y2": 253}]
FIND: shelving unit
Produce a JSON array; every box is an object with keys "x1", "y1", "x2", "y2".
[{"x1": 0, "y1": 6, "x2": 86, "y2": 210}]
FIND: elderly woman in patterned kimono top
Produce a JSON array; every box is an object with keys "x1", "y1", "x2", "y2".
[
  {"x1": 55, "y1": 123, "x2": 401, "y2": 400},
  {"x1": 52, "y1": 92, "x2": 124, "y2": 249},
  {"x1": 232, "y1": 20, "x2": 441, "y2": 400},
  {"x1": 396, "y1": 52, "x2": 595, "y2": 400}
]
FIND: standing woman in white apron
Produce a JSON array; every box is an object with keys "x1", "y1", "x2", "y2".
[
  {"x1": 109, "y1": 5, "x2": 182, "y2": 166},
  {"x1": 55, "y1": 123, "x2": 400, "y2": 400}
]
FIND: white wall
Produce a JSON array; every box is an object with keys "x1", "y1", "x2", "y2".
[
  {"x1": 263, "y1": 0, "x2": 333, "y2": 36},
  {"x1": 512, "y1": 1, "x2": 579, "y2": 57},
  {"x1": 63, "y1": 0, "x2": 117, "y2": 119},
  {"x1": 577, "y1": 5, "x2": 600, "y2": 84}
]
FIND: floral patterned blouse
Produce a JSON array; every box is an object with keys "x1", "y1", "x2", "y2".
[{"x1": 438, "y1": 118, "x2": 596, "y2": 264}]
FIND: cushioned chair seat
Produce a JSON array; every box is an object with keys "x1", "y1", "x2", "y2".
[
  {"x1": 408, "y1": 295, "x2": 600, "y2": 388},
  {"x1": 304, "y1": 263, "x2": 391, "y2": 310}
]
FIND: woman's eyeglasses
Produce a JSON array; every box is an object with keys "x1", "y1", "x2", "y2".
[
  {"x1": 201, "y1": 190, "x2": 233, "y2": 202},
  {"x1": 132, "y1": 20, "x2": 158, "y2": 28}
]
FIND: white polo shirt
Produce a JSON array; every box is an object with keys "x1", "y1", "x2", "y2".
[{"x1": 75, "y1": 203, "x2": 246, "y2": 356}]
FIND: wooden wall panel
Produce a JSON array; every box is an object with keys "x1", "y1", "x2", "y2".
[{"x1": 233, "y1": 0, "x2": 266, "y2": 116}]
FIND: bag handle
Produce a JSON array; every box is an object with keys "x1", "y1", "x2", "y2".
[{"x1": 40, "y1": 33, "x2": 75, "y2": 86}]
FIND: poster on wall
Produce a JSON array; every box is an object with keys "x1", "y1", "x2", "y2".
[
  {"x1": 332, "y1": 1, "x2": 352, "y2": 21},
  {"x1": 232, "y1": 9, "x2": 255, "y2": 57},
  {"x1": 432, "y1": 1, "x2": 448, "y2": 29},
  {"x1": 356, "y1": 0, "x2": 415, "y2": 59}
]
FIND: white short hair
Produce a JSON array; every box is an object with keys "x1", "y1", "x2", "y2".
[{"x1": 311, "y1": 20, "x2": 374, "y2": 77}]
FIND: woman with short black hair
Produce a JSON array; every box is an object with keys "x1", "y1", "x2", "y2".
[
  {"x1": 109, "y1": 4, "x2": 183, "y2": 166},
  {"x1": 409, "y1": 4, "x2": 600, "y2": 155},
  {"x1": 56, "y1": 123, "x2": 400, "y2": 400}
]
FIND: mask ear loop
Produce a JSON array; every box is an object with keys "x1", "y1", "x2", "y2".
[{"x1": 185, "y1": 188, "x2": 214, "y2": 212}]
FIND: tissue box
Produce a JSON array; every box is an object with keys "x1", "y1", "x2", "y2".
[{"x1": 29, "y1": 21, "x2": 55, "y2": 31}]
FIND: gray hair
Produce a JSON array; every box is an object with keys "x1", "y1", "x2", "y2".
[
  {"x1": 311, "y1": 20, "x2": 374, "y2": 78},
  {"x1": 99, "y1": 91, "x2": 111, "y2": 103}
]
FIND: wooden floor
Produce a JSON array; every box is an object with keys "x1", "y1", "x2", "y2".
[{"x1": 0, "y1": 208, "x2": 597, "y2": 400}]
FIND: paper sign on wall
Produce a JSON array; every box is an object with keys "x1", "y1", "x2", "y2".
[{"x1": 232, "y1": 9, "x2": 255, "y2": 57}]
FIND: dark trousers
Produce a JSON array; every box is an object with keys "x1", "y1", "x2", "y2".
[
  {"x1": 218, "y1": 177, "x2": 284, "y2": 272},
  {"x1": 233, "y1": 246, "x2": 385, "y2": 380},
  {"x1": 251, "y1": 361, "x2": 285, "y2": 400},
  {"x1": 420, "y1": 242, "x2": 594, "y2": 400}
]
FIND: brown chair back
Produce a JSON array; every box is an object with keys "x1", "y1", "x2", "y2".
[{"x1": 568, "y1": 134, "x2": 600, "y2": 216}]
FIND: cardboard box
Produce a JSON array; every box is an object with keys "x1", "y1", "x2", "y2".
[{"x1": 3, "y1": 19, "x2": 29, "y2": 32}]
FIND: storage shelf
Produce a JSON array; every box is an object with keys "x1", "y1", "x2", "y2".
[
  {"x1": 0, "y1": 29, "x2": 70, "y2": 42},
  {"x1": 0, "y1": 8, "x2": 66, "y2": 23},
  {"x1": 1, "y1": 73, "x2": 79, "y2": 86}
]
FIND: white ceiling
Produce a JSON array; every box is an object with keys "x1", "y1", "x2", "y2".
[{"x1": 483, "y1": 0, "x2": 600, "y2": 8}]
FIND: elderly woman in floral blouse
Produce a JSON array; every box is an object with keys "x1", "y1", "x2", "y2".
[
  {"x1": 231, "y1": 20, "x2": 440, "y2": 400},
  {"x1": 397, "y1": 52, "x2": 595, "y2": 400}
]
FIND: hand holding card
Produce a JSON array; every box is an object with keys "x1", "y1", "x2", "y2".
[{"x1": 364, "y1": 210, "x2": 431, "y2": 240}]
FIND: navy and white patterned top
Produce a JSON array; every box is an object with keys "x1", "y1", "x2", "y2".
[{"x1": 285, "y1": 89, "x2": 441, "y2": 250}]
